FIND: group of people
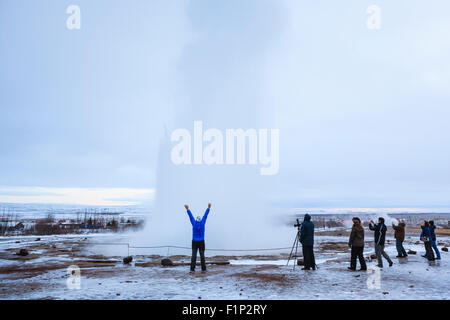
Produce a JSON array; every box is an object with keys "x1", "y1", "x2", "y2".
[
  {"x1": 183, "y1": 205, "x2": 442, "y2": 273},
  {"x1": 347, "y1": 216, "x2": 441, "y2": 271}
]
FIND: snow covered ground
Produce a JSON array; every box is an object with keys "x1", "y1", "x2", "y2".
[{"x1": 1, "y1": 232, "x2": 449, "y2": 300}]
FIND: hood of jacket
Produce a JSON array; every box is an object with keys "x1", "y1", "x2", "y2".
[
  {"x1": 353, "y1": 221, "x2": 363, "y2": 230},
  {"x1": 304, "y1": 214, "x2": 311, "y2": 221}
]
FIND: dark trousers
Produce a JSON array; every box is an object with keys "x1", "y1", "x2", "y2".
[
  {"x1": 424, "y1": 241, "x2": 435, "y2": 261},
  {"x1": 396, "y1": 239, "x2": 407, "y2": 257},
  {"x1": 350, "y1": 246, "x2": 367, "y2": 270},
  {"x1": 191, "y1": 240, "x2": 206, "y2": 271},
  {"x1": 302, "y1": 245, "x2": 316, "y2": 270}
]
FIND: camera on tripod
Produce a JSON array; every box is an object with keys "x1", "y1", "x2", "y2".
[{"x1": 294, "y1": 218, "x2": 301, "y2": 228}]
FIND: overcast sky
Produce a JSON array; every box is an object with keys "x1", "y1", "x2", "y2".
[{"x1": 1, "y1": 0, "x2": 449, "y2": 208}]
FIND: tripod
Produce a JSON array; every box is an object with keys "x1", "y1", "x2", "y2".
[{"x1": 286, "y1": 220, "x2": 301, "y2": 270}]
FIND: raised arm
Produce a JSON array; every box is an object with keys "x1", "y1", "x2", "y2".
[
  {"x1": 185, "y1": 204, "x2": 195, "y2": 225},
  {"x1": 202, "y1": 203, "x2": 211, "y2": 223}
]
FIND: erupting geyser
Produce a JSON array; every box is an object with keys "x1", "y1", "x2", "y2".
[
  {"x1": 131, "y1": 129, "x2": 291, "y2": 255},
  {"x1": 129, "y1": 0, "x2": 292, "y2": 255}
]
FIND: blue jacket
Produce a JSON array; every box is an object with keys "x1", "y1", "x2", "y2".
[
  {"x1": 420, "y1": 225, "x2": 432, "y2": 241},
  {"x1": 429, "y1": 225, "x2": 437, "y2": 241},
  {"x1": 187, "y1": 208, "x2": 210, "y2": 241},
  {"x1": 300, "y1": 214, "x2": 314, "y2": 246}
]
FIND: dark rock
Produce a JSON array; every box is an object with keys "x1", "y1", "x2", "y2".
[
  {"x1": 370, "y1": 254, "x2": 377, "y2": 259},
  {"x1": 17, "y1": 249, "x2": 29, "y2": 256},
  {"x1": 161, "y1": 258, "x2": 174, "y2": 266},
  {"x1": 15, "y1": 241, "x2": 20, "y2": 243},
  {"x1": 296, "y1": 259, "x2": 304, "y2": 266},
  {"x1": 382, "y1": 292, "x2": 389, "y2": 295},
  {"x1": 123, "y1": 256, "x2": 133, "y2": 264},
  {"x1": 407, "y1": 250, "x2": 416, "y2": 255},
  {"x1": 35, "y1": 238, "x2": 41, "y2": 241},
  {"x1": 441, "y1": 247, "x2": 448, "y2": 252}
]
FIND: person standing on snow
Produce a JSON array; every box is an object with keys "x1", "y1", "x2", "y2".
[
  {"x1": 369, "y1": 217, "x2": 393, "y2": 268},
  {"x1": 185, "y1": 203, "x2": 211, "y2": 272},
  {"x1": 429, "y1": 221, "x2": 441, "y2": 260},
  {"x1": 348, "y1": 217, "x2": 367, "y2": 271},
  {"x1": 299, "y1": 213, "x2": 316, "y2": 270},
  {"x1": 420, "y1": 220, "x2": 435, "y2": 261},
  {"x1": 392, "y1": 219, "x2": 408, "y2": 258}
]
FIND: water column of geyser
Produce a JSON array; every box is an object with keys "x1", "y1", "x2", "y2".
[
  {"x1": 135, "y1": 129, "x2": 291, "y2": 256},
  {"x1": 131, "y1": 0, "x2": 292, "y2": 256}
]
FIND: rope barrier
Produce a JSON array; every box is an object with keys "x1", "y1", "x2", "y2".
[
  {"x1": 90, "y1": 242, "x2": 292, "y2": 255},
  {"x1": 132, "y1": 245, "x2": 292, "y2": 252}
]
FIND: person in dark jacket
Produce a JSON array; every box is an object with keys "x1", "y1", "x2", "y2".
[
  {"x1": 392, "y1": 219, "x2": 407, "y2": 258},
  {"x1": 369, "y1": 217, "x2": 393, "y2": 268},
  {"x1": 300, "y1": 213, "x2": 316, "y2": 270},
  {"x1": 420, "y1": 220, "x2": 435, "y2": 261},
  {"x1": 429, "y1": 221, "x2": 441, "y2": 260},
  {"x1": 185, "y1": 203, "x2": 211, "y2": 272},
  {"x1": 348, "y1": 217, "x2": 367, "y2": 271}
]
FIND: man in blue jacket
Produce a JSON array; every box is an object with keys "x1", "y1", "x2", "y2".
[
  {"x1": 429, "y1": 221, "x2": 441, "y2": 260},
  {"x1": 185, "y1": 203, "x2": 211, "y2": 272},
  {"x1": 300, "y1": 213, "x2": 316, "y2": 270}
]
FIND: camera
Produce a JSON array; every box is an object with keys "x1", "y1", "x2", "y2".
[{"x1": 294, "y1": 218, "x2": 301, "y2": 228}]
